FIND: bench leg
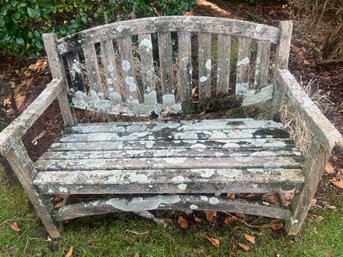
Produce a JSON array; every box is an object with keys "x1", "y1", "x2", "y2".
[
  {"x1": 285, "y1": 142, "x2": 328, "y2": 235},
  {"x1": 6, "y1": 142, "x2": 60, "y2": 239}
]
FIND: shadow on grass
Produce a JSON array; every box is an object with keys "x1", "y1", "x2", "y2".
[{"x1": 0, "y1": 164, "x2": 342, "y2": 256}]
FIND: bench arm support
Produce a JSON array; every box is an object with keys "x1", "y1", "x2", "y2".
[
  {"x1": 275, "y1": 69, "x2": 343, "y2": 152},
  {"x1": 0, "y1": 78, "x2": 63, "y2": 156}
]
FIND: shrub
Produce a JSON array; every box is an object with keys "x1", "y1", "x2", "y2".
[{"x1": 0, "y1": 0, "x2": 195, "y2": 58}]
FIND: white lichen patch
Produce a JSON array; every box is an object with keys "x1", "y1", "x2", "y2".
[
  {"x1": 209, "y1": 197, "x2": 219, "y2": 205},
  {"x1": 116, "y1": 25, "x2": 124, "y2": 32},
  {"x1": 191, "y1": 143, "x2": 207, "y2": 149},
  {"x1": 175, "y1": 131, "x2": 198, "y2": 141},
  {"x1": 250, "y1": 151, "x2": 276, "y2": 157},
  {"x1": 59, "y1": 187, "x2": 68, "y2": 193},
  {"x1": 139, "y1": 38, "x2": 153, "y2": 49},
  {"x1": 217, "y1": 169, "x2": 241, "y2": 178},
  {"x1": 205, "y1": 59, "x2": 212, "y2": 70},
  {"x1": 178, "y1": 183, "x2": 187, "y2": 190},
  {"x1": 165, "y1": 158, "x2": 187, "y2": 164},
  {"x1": 152, "y1": 163, "x2": 164, "y2": 169},
  {"x1": 122, "y1": 60, "x2": 131, "y2": 71},
  {"x1": 222, "y1": 143, "x2": 240, "y2": 149},
  {"x1": 172, "y1": 175, "x2": 185, "y2": 184},
  {"x1": 255, "y1": 24, "x2": 264, "y2": 33},
  {"x1": 198, "y1": 169, "x2": 214, "y2": 178},
  {"x1": 237, "y1": 57, "x2": 250, "y2": 66},
  {"x1": 190, "y1": 204, "x2": 198, "y2": 210},
  {"x1": 200, "y1": 196, "x2": 209, "y2": 201},
  {"x1": 128, "y1": 174, "x2": 150, "y2": 183},
  {"x1": 200, "y1": 76, "x2": 208, "y2": 82}
]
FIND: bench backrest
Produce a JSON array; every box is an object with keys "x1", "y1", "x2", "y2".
[{"x1": 43, "y1": 16, "x2": 292, "y2": 116}]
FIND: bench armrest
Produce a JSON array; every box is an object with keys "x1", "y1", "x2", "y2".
[
  {"x1": 275, "y1": 69, "x2": 343, "y2": 152},
  {"x1": 0, "y1": 78, "x2": 63, "y2": 156}
]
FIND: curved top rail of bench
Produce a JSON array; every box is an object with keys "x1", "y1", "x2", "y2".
[{"x1": 56, "y1": 16, "x2": 280, "y2": 54}]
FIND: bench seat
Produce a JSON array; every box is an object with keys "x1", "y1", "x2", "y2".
[{"x1": 33, "y1": 118, "x2": 305, "y2": 195}]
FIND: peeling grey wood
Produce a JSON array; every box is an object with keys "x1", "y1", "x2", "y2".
[
  {"x1": 198, "y1": 32, "x2": 212, "y2": 98},
  {"x1": 285, "y1": 140, "x2": 327, "y2": 235},
  {"x1": 271, "y1": 21, "x2": 293, "y2": 117},
  {"x1": 82, "y1": 44, "x2": 103, "y2": 93},
  {"x1": 276, "y1": 69, "x2": 343, "y2": 150},
  {"x1": 33, "y1": 167, "x2": 304, "y2": 195},
  {"x1": 158, "y1": 32, "x2": 174, "y2": 97},
  {"x1": 5, "y1": 140, "x2": 60, "y2": 238},
  {"x1": 56, "y1": 196, "x2": 291, "y2": 221},
  {"x1": 43, "y1": 33, "x2": 75, "y2": 126},
  {"x1": 242, "y1": 85, "x2": 273, "y2": 106},
  {"x1": 66, "y1": 51, "x2": 84, "y2": 92},
  {"x1": 216, "y1": 34, "x2": 231, "y2": 95},
  {"x1": 40, "y1": 149, "x2": 302, "y2": 160},
  {"x1": 236, "y1": 37, "x2": 252, "y2": 95},
  {"x1": 138, "y1": 34, "x2": 156, "y2": 94},
  {"x1": 101, "y1": 39, "x2": 121, "y2": 95},
  {"x1": 66, "y1": 118, "x2": 284, "y2": 134},
  {"x1": 35, "y1": 155, "x2": 303, "y2": 171},
  {"x1": 118, "y1": 36, "x2": 139, "y2": 101},
  {"x1": 56, "y1": 16, "x2": 280, "y2": 54},
  {"x1": 254, "y1": 41, "x2": 271, "y2": 88},
  {"x1": 0, "y1": 79, "x2": 63, "y2": 155},
  {"x1": 178, "y1": 31, "x2": 192, "y2": 101}
]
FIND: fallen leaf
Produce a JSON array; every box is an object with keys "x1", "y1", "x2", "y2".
[
  {"x1": 31, "y1": 130, "x2": 47, "y2": 145},
  {"x1": 134, "y1": 252, "x2": 140, "y2": 257},
  {"x1": 204, "y1": 210, "x2": 217, "y2": 222},
  {"x1": 271, "y1": 222, "x2": 284, "y2": 230},
  {"x1": 206, "y1": 237, "x2": 220, "y2": 248},
  {"x1": 227, "y1": 192, "x2": 235, "y2": 199},
  {"x1": 10, "y1": 222, "x2": 21, "y2": 232},
  {"x1": 315, "y1": 215, "x2": 324, "y2": 222},
  {"x1": 65, "y1": 246, "x2": 73, "y2": 257},
  {"x1": 310, "y1": 198, "x2": 317, "y2": 207},
  {"x1": 54, "y1": 202, "x2": 63, "y2": 208},
  {"x1": 224, "y1": 216, "x2": 237, "y2": 224},
  {"x1": 194, "y1": 216, "x2": 202, "y2": 223},
  {"x1": 238, "y1": 243, "x2": 250, "y2": 251},
  {"x1": 303, "y1": 59, "x2": 310, "y2": 65},
  {"x1": 332, "y1": 178, "x2": 343, "y2": 189},
  {"x1": 231, "y1": 244, "x2": 238, "y2": 253},
  {"x1": 244, "y1": 234, "x2": 256, "y2": 244},
  {"x1": 262, "y1": 193, "x2": 279, "y2": 205},
  {"x1": 325, "y1": 163, "x2": 335, "y2": 174},
  {"x1": 178, "y1": 216, "x2": 189, "y2": 229}
]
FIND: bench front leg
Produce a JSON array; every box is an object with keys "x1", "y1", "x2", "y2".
[{"x1": 5, "y1": 140, "x2": 60, "y2": 238}]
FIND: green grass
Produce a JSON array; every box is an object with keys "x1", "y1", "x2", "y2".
[{"x1": 0, "y1": 164, "x2": 342, "y2": 257}]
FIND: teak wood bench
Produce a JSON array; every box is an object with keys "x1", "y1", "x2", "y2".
[{"x1": 0, "y1": 16, "x2": 342, "y2": 238}]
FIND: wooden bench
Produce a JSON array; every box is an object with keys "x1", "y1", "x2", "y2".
[{"x1": 0, "y1": 16, "x2": 342, "y2": 238}]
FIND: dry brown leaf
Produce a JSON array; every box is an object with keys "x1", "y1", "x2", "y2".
[
  {"x1": 134, "y1": 252, "x2": 140, "y2": 257},
  {"x1": 224, "y1": 216, "x2": 237, "y2": 224},
  {"x1": 332, "y1": 178, "x2": 343, "y2": 189},
  {"x1": 238, "y1": 243, "x2": 250, "y2": 251},
  {"x1": 310, "y1": 198, "x2": 317, "y2": 207},
  {"x1": 10, "y1": 222, "x2": 21, "y2": 232},
  {"x1": 315, "y1": 215, "x2": 324, "y2": 222},
  {"x1": 204, "y1": 210, "x2": 217, "y2": 222},
  {"x1": 194, "y1": 216, "x2": 202, "y2": 223},
  {"x1": 54, "y1": 202, "x2": 63, "y2": 208},
  {"x1": 244, "y1": 234, "x2": 256, "y2": 244},
  {"x1": 65, "y1": 246, "x2": 74, "y2": 257},
  {"x1": 303, "y1": 59, "x2": 310, "y2": 65},
  {"x1": 262, "y1": 193, "x2": 279, "y2": 205},
  {"x1": 325, "y1": 163, "x2": 335, "y2": 174},
  {"x1": 231, "y1": 244, "x2": 238, "y2": 253},
  {"x1": 227, "y1": 192, "x2": 235, "y2": 199},
  {"x1": 206, "y1": 237, "x2": 220, "y2": 248},
  {"x1": 178, "y1": 216, "x2": 189, "y2": 229},
  {"x1": 271, "y1": 222, "x2": 284, "y2": 230}
]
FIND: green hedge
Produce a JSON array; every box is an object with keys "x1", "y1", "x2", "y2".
[{"x1": 0, "y1": 0, "x2": 195, "y2": 58}]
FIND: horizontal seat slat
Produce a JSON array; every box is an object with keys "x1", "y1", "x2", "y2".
[
  {"x1": 40, "y1": 149, "x2": 302, "y2": 160},
  {"x1": 33, "y1": 168, "x2": 304, "y2": 195},
  {"x1": 56, "y1": 195, "x2": 291, "y2": 221},
  {"x1": 35, "y1": 155, "x2": 303, "y2": 171},
  {"x1": 65, "y1": 118, "x2": 283, "y2": 134}
]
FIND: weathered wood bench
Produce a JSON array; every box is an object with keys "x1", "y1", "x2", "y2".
[{"x1": 0, "y1": 16, "x2": 342, "y2": 238}]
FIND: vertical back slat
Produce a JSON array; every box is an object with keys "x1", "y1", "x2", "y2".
[
  {"x1": 236, "y1": 37, "x2": 252, "y2": 95},
  {"x1": 254, "y1": 41, "x2": 271, "y2": 88},
  {"x1": 216, "y1": 34, "x2": 231, "y2": 95},
  {"x1": 198, "y1": 32, "x2": 212, "y2": 99},
  {"x1": 118, "y1": 36, "x2": 139, "y2": 101},
  {"x1": 66, "y1": 51, "x2": 84, "y2": 92},
  {"x1": 101, "y1": 40, "x2": 121, "y2": 96},
  {"x1": 158, "y1": 32, "x2": 174, "y2": 97},
  {"x1": 178, "y1": 31, "x2": 192, "y2": 101},
  {"x1": 138, "y1": 34, "x2": 156, "y2": 93},
  {"x1": 82, "y1": 44, "x2": 102, "y2": 93}
]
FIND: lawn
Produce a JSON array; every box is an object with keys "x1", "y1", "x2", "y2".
[{"x1": 0, "y1": 164, "x2": 342, "y2": 257}]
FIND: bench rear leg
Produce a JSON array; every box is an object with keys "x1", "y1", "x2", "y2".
[
  {"x1": 5, "y1": 142, "x2": 60, "y2": 239},
  {"x1": 285, "y1": 142, "x2": 328, "y2": 235}
]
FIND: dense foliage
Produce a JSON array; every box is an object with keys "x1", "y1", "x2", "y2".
[{"x1": 0, "y1": 0, "x2": 195, "y2": 58}]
